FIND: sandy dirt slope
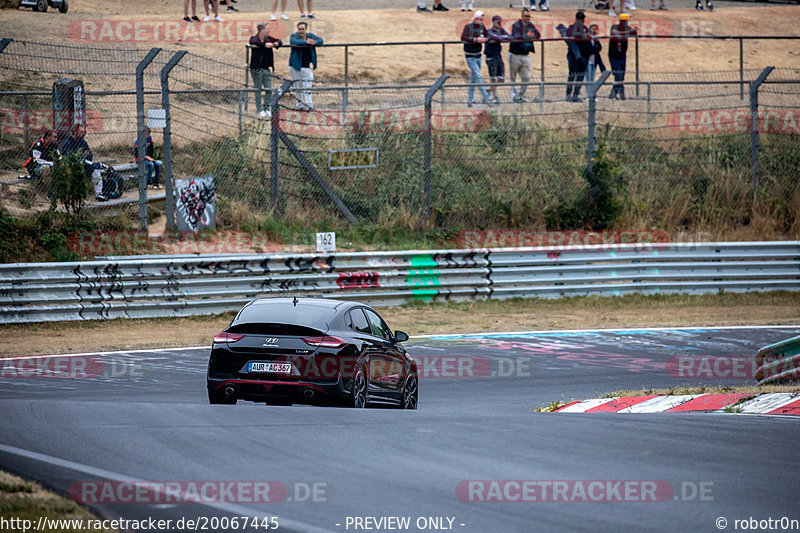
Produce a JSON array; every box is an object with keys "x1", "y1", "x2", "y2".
[{"x1": 1, "y1": 1, "x2": 799, "y2": 82}]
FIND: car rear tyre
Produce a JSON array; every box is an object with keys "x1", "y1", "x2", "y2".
[
  {"x1": 35, "y1": 0, "x2": 47, "y2": 11},
  {"x1": 402, "y1": 374, "x2": 418, "y2": 410},
  {"x1": 208, "y1": 387, "x2": 236, "y2": 405},
  {"x1": 352, "y1": 368, "x2": 367, "y2": 408},
  {"x1": 59, "y1": 0, "x2": 68, "y2": 13}
]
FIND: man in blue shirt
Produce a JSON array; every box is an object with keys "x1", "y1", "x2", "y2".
[{"x1": 289, "y1": 22, "x2": 323, "y2": 111}]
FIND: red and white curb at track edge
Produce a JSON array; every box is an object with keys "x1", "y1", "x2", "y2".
[{"x1": 554, "y1": 393, "x2": 800, "y2": 416}]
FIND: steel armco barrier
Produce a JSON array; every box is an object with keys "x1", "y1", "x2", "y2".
[
  {"x1": 1, "y1": 241, "x2": 799, "y2": 323},
  {"x1": 754, "y1": 336, "x2": 800, "y2": 385}
]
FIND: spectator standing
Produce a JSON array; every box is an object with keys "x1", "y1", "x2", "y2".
[
  {"x1": 133, "y1": 127, "x2": 163, "y2": 189},
  {"x1": 220, "y1": 0, "x2": 238, "y2": 13},
  {"x1": 695, "y1": 0, "x2": 713, "y2": 10},
  {"x1": 23, "y1": 129, "x2": 60, "y2": 180},
  {"x1": 60, "y1": 124, "x2": 106, "y2": 201},
  {"x1": 608, "y1": 12, "x2": 636, "y2": 100},
  {"x1": 459, "y1": 1, "x2": 473, "y2": 11},
  {"x1": 485, "y1": 15, "x2": 509, "y2": 104},
  {"x1": 585, "y1": 23, "x2": 606, "y2": 99},
  {"x1": 416, "y1": 0, "x2": 448, "y2": 12},
  {"x1": 204, "y1": 0, "x2": 223, "y2": 22},
  {"x1": 532, "y1": 0, "x2": 549, "y2": 11},
  {"x1": 565, "y1": 11, "x2": 591, "y2": 102},
  {"x1": 183, "y1": 0, "x2": 201, "y2": 22},
  {"x1": 649, "y1": 0, "x2": 667, "y2": 10},
  {"x1": 271, "y1": 0, "x2": 289, "y2": 20},
  {"x1": 289, "y1": 21, "x2": 323, "y2": 111},
  {"x1": 250, "y1": 22, "x2": 283, "y2": 118},
  {"x1": 508, "y1": 8, "x2": 540, "y2": 103},
  {"x1": 297, "y1": 0, "x2": 315, "y2": 19},
  {"x1": 461, "y1": 11, "x2": 491, "y2": 107}
]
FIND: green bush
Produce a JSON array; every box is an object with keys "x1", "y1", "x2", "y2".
[{"x1": 48, "y1": 152, "x2": 93, "y2": 214}]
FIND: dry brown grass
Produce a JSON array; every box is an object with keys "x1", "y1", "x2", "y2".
[
  {"x1": 1, "y1": 291, "x2": 798, "y2": 357},
  {"x1": 0, "y1": 470, "x2": 117, "y2": 533}
]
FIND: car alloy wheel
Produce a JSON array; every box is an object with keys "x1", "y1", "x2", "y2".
[
  {"x1": 36, "y1": 0, "x2": 47, "y2": 11},
  {"x1": 352, "y1": 368, "x2": 367, "y2": 408},
  {"x1": 402, "y1": 374, "x2": 418, "y2": 410}
]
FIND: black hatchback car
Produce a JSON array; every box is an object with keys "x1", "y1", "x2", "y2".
[{"x1": 207, "y1": 298, "x2": 417, "y2": 409}]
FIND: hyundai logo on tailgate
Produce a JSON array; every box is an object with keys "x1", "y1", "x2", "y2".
[{"x1": 262, "y1": 338, "x2": 279, "y2": 346}]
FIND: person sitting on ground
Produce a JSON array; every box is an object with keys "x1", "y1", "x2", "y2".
[
  {"x1": 23, "y1": 129, "x2": 60, "y2": 180},
  {"x1": 60, "y1": 123, "x2": 108, "y2": 201},
  {"x1": 133, "y1": 127, "x2": 163, "y2": 189}
]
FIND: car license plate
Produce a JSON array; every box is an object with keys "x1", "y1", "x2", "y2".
[{"x1": 248, "y1": 362, "x2": 292, "y2": 374}]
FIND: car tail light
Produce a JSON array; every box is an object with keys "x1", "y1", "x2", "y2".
[
  {"x1": 302, "y1": 336, "x2": 347, "y2": 349},
  {"x1": 213, "y1": 331, "x2": 245, "y2": 344}
]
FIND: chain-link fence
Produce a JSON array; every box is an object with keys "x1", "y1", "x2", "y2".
[{"x1": 1, "y1": 39, "x2": 799, "y2": 260}]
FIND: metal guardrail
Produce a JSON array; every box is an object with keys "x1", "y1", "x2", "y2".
[
  {"x1": 1, "y1": 241, "x2": 799, "y2": 323},
  {"x1": 754, "y1": 336, "x2": 800, "y2": 385}
]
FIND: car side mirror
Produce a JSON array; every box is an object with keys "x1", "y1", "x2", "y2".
[{"x1": 394, "y1": 330, "x2": 409, "y2": 342}]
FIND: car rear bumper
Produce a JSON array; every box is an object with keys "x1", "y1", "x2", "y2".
[{"x1": 207, "y1": 375, "x2": 349, "y2": 404}]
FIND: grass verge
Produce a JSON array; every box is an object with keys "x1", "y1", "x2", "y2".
[
  {"x1": 0, "y1": 469, "x2": 116, "y2": 533},
  {"x1": 0, "y1": 291, "x2": 798, "y2": 357}
]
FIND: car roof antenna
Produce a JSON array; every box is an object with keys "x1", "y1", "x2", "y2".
[{"x1": 293, "y1": 296, "x2": 298, "y2": 307}]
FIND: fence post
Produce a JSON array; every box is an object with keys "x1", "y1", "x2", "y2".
[
  {"x1": 271, "y1": 79, "x2": 293, "y2": 213},
  {"x1": 0, "y1": 40, "x2": 12, "y2": 150},
  {"x1": 343, "y1": 45, "x2": 349, "y2": 111},
  {"x1": 136, "y1": 48, "x2": 162, "y2": 231},
  {"x1": 160, "y1": 50, "x2": 187, "y2": 233},
  {"x1": 441, "y1": 42, "x2": 446, "y2": 107},
  {"x1": 587, "y1": 71, "x2": 611, "y2": 172},
  {"x1": 750, "y1": 66, "x2": 774, "y2": 204},
  {"x1": 423, "y1": 75, "x2": 449, "y2": 224},
  {"x1": 739, "y1": 38, "x2": 744, "y2": 100},
  {"x1": 245, "y1": 45, "x2": 250, "y2": 111},
  {"x1": 23, "y1": 93, "x2": 29, "y2": 150},
  {"x1": 646, "y1": 82, "x2": 651, "y2": 126},
  {"x1": 238, "y1": 90, "x2": 243, "y2": 136},
  {"x1": 634, "y1": 34, "x2": 639, "y2": 98},
  {"x1": 540, "y1": 39, "x2": 545, "y2": 84}
]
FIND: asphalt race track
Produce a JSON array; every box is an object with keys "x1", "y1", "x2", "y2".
[{"x1": 1, "y1": 326, "x2": 799, "y2": 533}]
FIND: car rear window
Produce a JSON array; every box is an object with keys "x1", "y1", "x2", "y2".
[
  {"x1": 235, "y1": 303, "x2": 336, "y2": 331},
  {"x1": 227, "y1": 323, "x2": 323, "y2": 336}
]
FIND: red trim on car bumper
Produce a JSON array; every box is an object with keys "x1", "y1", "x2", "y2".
[{"x1": 213, "y1": 379, "x2": 330, "y2": 394}]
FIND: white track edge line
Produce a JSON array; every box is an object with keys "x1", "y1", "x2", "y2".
[{"x1": 0, "y1": 443, "x2": 336, "y2": 533}]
